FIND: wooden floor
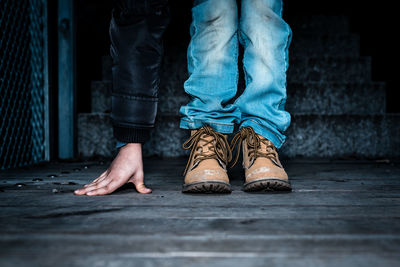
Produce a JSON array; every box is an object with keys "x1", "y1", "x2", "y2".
[{"x1": 1, "y1": 158, "x2": 400, "y2": 267}]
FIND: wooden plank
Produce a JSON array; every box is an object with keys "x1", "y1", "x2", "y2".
[
  {"x1": 1, "y1": 233, "x2": 400, "y2": 256},
  {"x1": 1, "y1": 205, "x2": 400, "y2": 220},
  {"x1": 0, "y1": 191, "x2": 400, "y2": 208},
  {"x1": 0, "y1": 253, "x2": 399, "y2": 267},
  {"x1": 1, "y1": 215, "x2": 400, "y2": 235}
]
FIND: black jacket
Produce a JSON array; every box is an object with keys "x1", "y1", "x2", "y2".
[{"x1": 110, "y1": 0, "x2": 170, "y2": 143}]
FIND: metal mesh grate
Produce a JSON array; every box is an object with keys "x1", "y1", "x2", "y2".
[{"x1": 0, "y1": 0, "x2": 48, "y2": 170}]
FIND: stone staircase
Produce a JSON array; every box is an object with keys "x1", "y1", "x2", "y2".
[{"x1": 78, "y1": 15, "x2": 400, "y2": 159}]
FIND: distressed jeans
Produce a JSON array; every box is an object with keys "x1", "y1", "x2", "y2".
[{"x1": 179, "y1": 0, "x2": 292, "y2": 149}]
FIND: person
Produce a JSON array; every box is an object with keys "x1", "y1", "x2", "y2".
[
  {"x1": 180, "y1": 0, "x2": 292, "y2": 193},
  {"x1": 75, "y1": 0, "x2": 292, "y2": 196},
  {"x1": 74, "y1": 0, "x2": 170, "y2": 196}
]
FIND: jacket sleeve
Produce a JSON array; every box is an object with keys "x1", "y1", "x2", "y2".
[{"x1": 109, "y1": 0, "x2": 170, "y2": 143}]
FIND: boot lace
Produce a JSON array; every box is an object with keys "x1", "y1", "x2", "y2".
[
  {"x1": 182, "y1": 126, "x2": 232, "y2": 176},
  {"x1": 230, "y1": 127, "x2": 281, "y2": 168}
]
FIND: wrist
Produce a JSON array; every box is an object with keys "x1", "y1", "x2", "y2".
[
  {"x1": 116, "y1": 141, "x2": 142, "y2": 150},
  {"x1": 124, "y1": 143, "x2": 142, "y2": 148},
  {"x1": 119, "y1": 142, "x2": 142, "y2": 154}
]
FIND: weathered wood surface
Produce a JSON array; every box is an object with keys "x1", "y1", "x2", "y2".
[{"x1": 0, "y1": 158, "x2": 400, "y2": 266}]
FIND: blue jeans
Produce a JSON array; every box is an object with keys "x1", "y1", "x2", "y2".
[{"x1": 179, "y1": 0, "x2": 292, "y2": 149}]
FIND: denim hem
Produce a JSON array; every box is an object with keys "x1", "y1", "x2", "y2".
[
  {"x1": 180, "y1": 118, "x2": 234, "y2": 134},
  {"x1": 239, "y1": 120, "x2": 286, "y2": 149},
  {"x1": 116, "y1": 141, "x2": 128, "y2": 149}
]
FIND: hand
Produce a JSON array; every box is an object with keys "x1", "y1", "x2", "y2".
[{"x1": 74, "y1": 143, "x2": 151, "y2": 196}]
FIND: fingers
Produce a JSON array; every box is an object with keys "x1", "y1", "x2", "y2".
[
  {"x1": 74, "y1": 172, "x2": 108, "y2": 195},
  {"x1": 77, "y1": 170, "x2": 107, "y2": 190},
  {"x1": 74, "y1": 172, "x2": 151, "y2": 196},
  {"x1": 83, "y1": 175, "x2": 106, "y2": 188},
  {"x1": 85, "y1": 179, "x2": 125, "y2": 196},
  {"x1": 84, "y1": 171, "x2": 107, "y2": 187},
  {"x1": 76, "y1": 178, "x2": 111, "y2": 195}
]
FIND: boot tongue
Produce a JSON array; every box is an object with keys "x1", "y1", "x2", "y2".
[
  {"x1": 198, "y1": 133, "x2": 227, "y2": 169},
  {"x1": 189, "y1": 130, "x2": 216, "y2": 156},
  {"x1": 259, "y1": 138, "x2": 268, "y2": 151},
  {"x1": 198, "y1": 134, "x2": 216, "y2": 156},
  {"x1": 256, "y1": 135, "x2": 282, "y2": 168}
]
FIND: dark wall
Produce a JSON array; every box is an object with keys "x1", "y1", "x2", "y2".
[
  {"x1": 76, "y1": 0, "x2": 113, "y2": 114},
  {"x1": 76, "y1": 0, "x2": 398, "y2": 113}
]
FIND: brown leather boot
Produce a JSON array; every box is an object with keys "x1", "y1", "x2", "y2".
[
  {"x1": 182, "y1": 126, "x2": 232, "y2": 193},
  {"x1": 230, "y1": 126, "x2": 291, "y2": 192}
]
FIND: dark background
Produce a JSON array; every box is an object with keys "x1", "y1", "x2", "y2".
[{"x1": 74, "y1": 0, "x2": 398, "y2": 114}]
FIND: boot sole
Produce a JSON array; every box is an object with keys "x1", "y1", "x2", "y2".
[
  {"x1": 243, "y1": 178, "x2": 292, "y2": 192},
  {"x1": 182, "y1": 181, "x2": 232, "y2": 194}
]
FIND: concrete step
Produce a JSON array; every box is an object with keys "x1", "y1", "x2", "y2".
[
  {"x1": 158, "y1": 81, "x2": 385, "y2": 115},
  {"x1": 159, "y1": 56, "x2": 372, "y2": 84},
  {"x1": 285, "y1": 82, "x2": 386, "y2": 115},
  {"x1": 78, "y1": 113, "x2": 115, "y2": 159},
  {"x1": 78, "y1": 113, "x2": 400, "y2": 158},
  {"x1": 102, "y1": 48, "x2": 366, "y2": 82},
  {"x1": 288, "y1": 15, "x2": 350, "y2": 34},
  {"x1": 290, "y1": 34, "x2": 360, "y2": 58},
  {"x1": 91, "y1": 80, "x2": 385, "y2": 115},
  {"x1": 287, "y1": 57, "x2": 371, "y2": 82},
  {"x1": 91, "y1": 80, "x2": 111, "y2": 113},
  {"x1": 101, "y1": 33, "x2": 360, "y2": 79},
  {"x1": 281, "y1": 114, "x2": 400, "y2": 158}
]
